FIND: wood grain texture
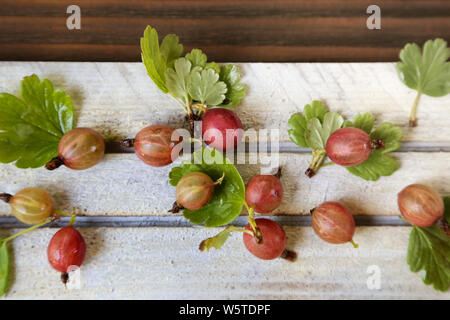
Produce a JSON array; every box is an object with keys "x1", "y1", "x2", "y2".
[
  {"x1": 0, "y1": 226, "x2": 448, "y2": 299},
  {"x1": 0, "y1": 153, "x2": 448, "y2": 217},
  {"x1": 1, "y1": 62, "x2": 450, "y2": 143},
  {"x1": 0, "y1": 0, "x2": 449, "y2": 62}
]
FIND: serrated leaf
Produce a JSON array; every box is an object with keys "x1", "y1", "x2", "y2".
[
  {"x1": 168, "y1": 148, "x2": 245, "y2": 227},
  {"x1": 205, "y1": 62, "x2": 220, "y2": 74},
  {"x1": 199, "y1": 226, "x2": 234, "y2": 252},
  {"x1": 444, "y1": 197, "x2": 450, "y2": 224},
  {"x1": 169, "y1": 163, "x2": 202, "y2": 186},
  {"x1": 185, "y1": 49, "x2": 207, "y2": 69},
  {"x1": 0, "y1": 75, "x2": 75, "y2": 168},
  {"x1": 165, "y1": 58, "x2": 193, "y2": 100},
  {"x1": 304, "y1": 100, "x2": 328, "y2": 122},
  {"x1": 370, "y1": 122, "x2": 403, "y2": 153},
  {"x1": 288, "y1": 113, "x2": 308, "y2": 148},
  {"x1": 306, "y1": 112, "x2": 344, "y2": 150},
  {"x1": 344, "y1": 113, "x2": 374, "y2": 134},
  {"x1": 0, "y1": 241, "x2": 9, "y2": 296},
  {"x1": 397, "y1": 38, "x2": 450, "y2": 97},
  {"x1": 141, "y1": 26, "x2": 183, "y2": 93},
  {"x1": 407, "y1": 225, "x2": 450, "y2": 291},
  {"x1": 218, "y1": 65, "x2": 246, "y2": 108},
  {"x1": 188, "y1": 69, "x2": 227, "y2": 106},
  {"x1": 346, "y1": 150, "x2": 399, "y2": 181}
]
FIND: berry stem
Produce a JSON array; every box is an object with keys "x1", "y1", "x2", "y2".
[
  {"x1": 305, "y1": 149, "x2": 327, "y2": 178},
  {"x1": 2, "y1": 218, "x2": 55, "y2": 243},
  {"x1": 370, "y1": 139, "x2": 385, "y2": 150},
  {"x1": 244, "y1": 201, "x2": 263, "y2": 243},
  {"x1": 350, "y1": 239, "x2": 359, "y2": 249},
  {"x1": 319, "y1": 162, "x2": 335, "y2": 168},
  {"x1": 121, "y1": 139, "x2": 135, "y2": 148},
  {"x1": 280, "y1": 249, "x2": 298, "y2": 262},
  {"x1": 45, "y1": 157, "x2": 64, "y2": 171},
  {"x1": 168, "y1": 201, "x2": 183, "y2": 213},
  {"x1": 409, "y1": 91, "x2": 421, "y2": 127},
  {"x1": 214, "y1": 172, "x2": 226, "y2": 185},
  {"x1": 274, "y1": 167, "x2": 282, "y2": 179},
  {"x1": 0, "y1": 193, "x2": 12, "y2": 203}
]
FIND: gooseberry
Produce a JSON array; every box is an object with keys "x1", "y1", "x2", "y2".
[
  {"x1": 243, "y1": 218, "x2": 286, "y2": 260},
  {"x1": 47, "y1": 226, "x2": 86, "y2": 283},
  {"x1": 176, "y1": 172, "x2": 214, "y2": 210},
  {"x1": 246, "y1": 175, "x2": 283, "y2": 213},
  {"x1": 202, "y1": 108, "x2": 243, "y2": 151},
  {"x1": 46, "y1": 128, "x2": 105, "y2": 170},
  {"x1": 0, "y1": 188, "x2": 54, "y2": 225},
  {"x1": 131, "y1": 125, "x2": 182, "y2": 167},
  {"x1": 398, "y1": 184, "x2": 444, "y2": 227},
  {"x1": 326, "y1": 127, "x2": 384, "y2": 167},
  {"x1": 311, "y1": 201, "x2": 357, "y2": 246}
]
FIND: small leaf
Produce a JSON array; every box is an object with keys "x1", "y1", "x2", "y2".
[
  {"x1": 185, "y1": 49, "x2": 207, "y2": 69},
  {"x1": 304, "y1": 100, "x2": 328, "y2": 122},
  {"x1": 370, "y1": 122, "x2": 403, "y2": 153},
  {"x1": 168, "y1": 148, "x2": 245, "y2": 227},
  {"x1": 169, "y1": 163, "x2": 202, "y2": 187},
  {"x1": 218, "y1": 65, "x2": 246, "y2": 108},
  {"x1": 407, "y1": 225, "x2": 450, "y2": 291},
  {"x1": 306, "y1": 112, "x2": 344, "y2": 150},
  {"x1": 141, "y1": 26, "x2": 183, "y2": 93},
  {"x1": 165, "y1": 58, "x2": 194, "y2": 100},
  {"x1": 346, "y1": 150, "x2": 399, "y2": 181},
  {"x1": 0, "y1": 241, "x2": 9, "y2": 296},
  {"x1": 188, "y1": 69, "x2": 227, "y2": 106},
  {"x1": 288, "y1": 113, "x2": 308, "y2": 148},
  {"x1": 396, "y1": 38, "x2": 450, "y2": 97},
  {"x1": 205, "y1": 62, "x2": 221, "y2": 74},
  {"x1": 0, "y1": 75, "x2": 75, "y2": 168},
  {"x1": 199, "y1": 226, "x2": 234, "y2": 251},
  {"x1": 344, "y1": 113, "x2": 374, "y2": 134}
]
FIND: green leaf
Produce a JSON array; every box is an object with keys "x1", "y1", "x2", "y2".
[
  {"x1": 205, "y1": 62, "x2": 221, "y2": 74},
  {"x1": 188, "y1": 69, "x2": 227, "y2": 106},
  {"x1": 288, "y1": 113, "x2": 308, "y2": 148},
  {"x1": 168, "y1": 148, "x2": 245, "y2": 227},
  {"x1": 0, "y1": 75, "x2": 75, "y2": 168},
  {"x1": 141, "y1": 26, "x2": 183, "y2": 93},
  {"x1": 288, "y1": 101, "x2": 332, "y2": 149},
  {"x1": 304, "y1": 100, "x2": 328, "y2": 122},
  {"x1": 185, "y1": 49, "x2": 207, "y2": 69},
  {"x1": 407, "y1": 225, "x2": 450, "y2": 291},
  {"x1": 0, "y1": 241, "x2": 9, "y2": 296},
  {"x1": 199, "y1": 226, "x2": 234, "y2": 251},
  {"x1": 397, "y1": 38, "x2": 450, "y2": 97},
  {"x1": 444, "y1": 197, "x2": 450, "y2": 224},
  {"x1": 306, "y1": 112, "x2": 344, "y2": 150},
  {"x1": 346, "y1": 150, "x2": 399, "y2": 181},
  {"x1": 165, "y1": 58, "x2": 195, "y2": 100},
  {"x1": 218, "y1": 65, "x2": 246, "y2": 108},
  {"x1": 370, "y1": 122, "x2": 403, "y2": 153},
  {"x1": 344, "y1": 113, "x2": 374, "y2": 134}
]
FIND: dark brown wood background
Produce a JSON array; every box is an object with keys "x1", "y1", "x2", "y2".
[{"x1": 0, "y1": 0, "x2": 449, "y2": 62}]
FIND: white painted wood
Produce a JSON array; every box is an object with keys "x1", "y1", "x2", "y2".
[
  {"x1": 0, "y1": 226, "x2": 448, "y2": 299},
  {"x1": 0, "y1": 62, "x2": 449, "y2": 143},
  {"x1": 0, "y1": 153, "x2": 448, "y2": 217}
]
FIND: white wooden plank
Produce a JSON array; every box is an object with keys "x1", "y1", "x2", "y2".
[
  {"x1": 0, "y1": 153, "x2": 449, "y2": 217},
  {"x1": 0, "y1": 62, "x2": 449, "y2": 143},
  {"x1": 0, "y1": 226, "x2": 448, "y2": 299}
]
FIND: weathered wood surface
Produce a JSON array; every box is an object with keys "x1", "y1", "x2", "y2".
[
  {"x1": 1, "y1": 62, "x2": 450, "y2": 143},
  {"x1": 0, "y1": 226, "x2": 448, "y2": 300},
  {"x1": 0, "y1": 0, "x2": 449, "y2": 62},
  {"x1": 0, "y1": 153, "x2": 448, "y2": 217}
]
